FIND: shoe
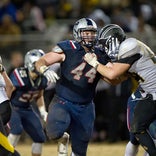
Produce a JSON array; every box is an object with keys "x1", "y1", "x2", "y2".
[{"x1": 58, "y1": 132, "x2": 70, "y2": 156}]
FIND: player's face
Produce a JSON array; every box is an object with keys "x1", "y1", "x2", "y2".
[{"x1": 81, "y1": 30, "x2": 96, "y2": 44}]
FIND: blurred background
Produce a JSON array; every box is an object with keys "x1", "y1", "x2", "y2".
[{"x1": 1, "y1": 0, "x2": 156, "y2": 143}]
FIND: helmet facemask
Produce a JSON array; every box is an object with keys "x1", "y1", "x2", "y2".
[
  {"x1": 99, "y1": 36, "x2": 120, "y2": 61},
  {"x1": 73, "y1": 18, "x2": 98, "y2": 49},
  {"x1": 98, "y1": 24, "x2": 126, "y2": 61},
  {"x1": 80, "y1": 29, "x2": 97, "y2": 49},
  {"x1": 24, "y1": 49, "x2": 45, "y2": 73}
]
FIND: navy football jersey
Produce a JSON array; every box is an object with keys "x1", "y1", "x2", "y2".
[
  {"x1": 55, "y1": 40, "x2": 110, "y2": 103},
  {"x1": 10, "y1": 67, "x2": 48, "y2": 108}
]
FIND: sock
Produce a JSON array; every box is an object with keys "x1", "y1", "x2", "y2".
[{"x1": 124, "y1": 141, "x2": 139, "y2": 156}]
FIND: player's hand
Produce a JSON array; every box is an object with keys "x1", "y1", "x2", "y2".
[
  {"x1": 39, "y1": 65, "x2": 59, "y2": 83},
  {"x1": 84, "y1": 53, "x2": 99, "y2": 68},
  {"x1": 39, "y1": 106, "x2": 48, "y2": 122},
  {"x1": 43, "y1": 70, "x2": 59, "y2": 83},
  {"x1": 0, "y1": 56, "x2": 5, "y2": 73},
  {"x1": 41, "y1": 111, "x2": 48, "y2": 122}
]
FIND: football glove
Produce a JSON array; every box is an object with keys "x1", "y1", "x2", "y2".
[
  {"x1": 39, "y1": 106, "x2": 48, "y2": 122},
  {"x1": 39, "y1": 65, "x2": 59, "y2": 83},
  {"x1": 84, "y1": 53, "x2": 99, "y2": 68}
]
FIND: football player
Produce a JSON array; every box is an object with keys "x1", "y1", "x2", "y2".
[
  {"x1": 84, "y1": 24, "x2": 156, "y2": 156},
  {"x1": 35, "y1": 18, "x2": 112, "y2": 156},
  {"x1": 7, "y1": 49, "x2": 59, "y2": 156},
  {"x1": 0, "y1": 56, "x2": 20, "y2": 156}
]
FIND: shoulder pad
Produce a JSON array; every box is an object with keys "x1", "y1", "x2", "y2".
[
  {"x1": 118, "y1": 38, "x2": 140, "y2": 59},
  {"x1": 52, "y1": 45, "x2": 63, "y2": 53}
]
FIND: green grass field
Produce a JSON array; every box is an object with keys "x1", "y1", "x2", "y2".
[{"x1": 16, "y1": 142, "x2": 145, "y2": 156}]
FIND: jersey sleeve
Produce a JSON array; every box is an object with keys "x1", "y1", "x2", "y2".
[
  {"x1": 10, "y1": 68, "x2": 25, "y2": 87},
  {"x1": 57, "y1": 40, "x2": 77, "y2": 52},
  {"x1": 118, "y1": 38, "x2": 140, "y2": 60}
]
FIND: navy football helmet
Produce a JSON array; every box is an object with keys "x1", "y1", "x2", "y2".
[
  {"x1": 73, "y1": 18, "x2": 97, "y2": 48},
  {"x1": 24, "y1": 49, "x2": 45, "y2": 72}
]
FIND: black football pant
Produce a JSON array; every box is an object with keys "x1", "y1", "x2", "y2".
[{"x1": 130, "y1": 94, "x2": 156, "y2": 156}]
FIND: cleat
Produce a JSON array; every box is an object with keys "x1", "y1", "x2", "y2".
[{"x1": 58, "y1": 132, "x2": 69, "y2": 156}]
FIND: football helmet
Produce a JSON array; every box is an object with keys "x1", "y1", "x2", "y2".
[
  {"x1": 98, "y1": 24, "x2": 126, "y2": 61},
  {"x1": 73, "y1": 18, "x2": 97, "y2": 48},
  {"x1": 24, "y1": 49, "x2": 45, "y2": 72}
]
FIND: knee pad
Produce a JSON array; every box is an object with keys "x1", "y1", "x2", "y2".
[
  {"x1": 46, "y1": 129, "x2": 64, "y2": 140},
  {"x1": 32, "y1": 143, "x2": 42, "y2": 154},
  {"x1": 8, "y1": 134, "x2": 21, "y2": 147}
]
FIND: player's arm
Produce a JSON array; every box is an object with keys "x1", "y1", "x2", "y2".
[
  {"x1": 35, "y1": 45, "x2": 65, "y2": 73},
  {"x1": 36, "y1": 90, "x2": 47, "y2": 122},
  {"x1": 101, "y1": 73, "x2": 128, "y2": 85},
  {"x1": 97, "y1": 62, "x2": 130, "y2": 80},
  {"x1": 35, "y1": 46, "x2": 65, "y2": 83},
  {"x1": 84, "y1": 53, "x2": 130, "y2": 80},
  {"x1": 0, "y1": 56, "x2": 15, "y2": 98},
  {"x1": 100, "y1": 62, "x2": 129, "y2": 85},
  {"x1": 1, "y1": 71, "x2": 15, "y2": 99}
]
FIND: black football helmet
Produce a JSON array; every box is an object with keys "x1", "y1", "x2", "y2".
[{"x1": 98, "y1": 24, "x2": 126, "y2": 61}]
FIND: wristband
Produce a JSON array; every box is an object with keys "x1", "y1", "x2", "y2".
[{"x1": 39, "y1": 65, "x2": 49, "y2": 73}]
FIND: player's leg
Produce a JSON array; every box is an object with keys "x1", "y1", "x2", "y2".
[
  {"x1": 124, "y1": 133, "x2": 139, "y2": 156},
  {"x1": 0, "y1": 117, "x2": 21, "y2": 156},
  {"x1": 21, "y1": 109, "x2": 46, "y2": 156},
  {"x1": 0, "y1": 129, "x2": 14, "y2": 154},
  {"x1": 125, "y1": 92, "x2": 140, "y2": 156},
  {"x1": 130, "y1": 94, "x2": 156, "y2": 156},
  {"x1": 143, "y1": 120, "x2": 156, "y2": 156},
  {"x1": 8, "y1": 109, "x2": 23, "y2": 147},
  {"x1": 69, "y1": 101, "x2": 95, "y2": 156},
  {"x1": 0, "y1": 101, "x2": 20, "y2": 156},
  {"x1": 46, "y1": 96, "x2": 71, "y2": 156},
  {"x1": 57, "y1": 132, "x2": 70, "y2": 156}
]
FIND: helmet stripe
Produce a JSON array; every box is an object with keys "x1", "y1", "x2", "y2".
[
  {"x1": 70, "y1": 40, "x2": 77, "y2": 49},
  {"x1": 86, "y1": 18, "x2": 93, "y2": 26}
]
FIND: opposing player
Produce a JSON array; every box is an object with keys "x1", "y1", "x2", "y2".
[
  {"x1": 0, "y1": 56, "x2": 20, "y2": 156},
  {"x1": 7, "y1": 49, "x2": 59, "y2": 156},
  {"x1": 125, "y1": 82, "x2": 156, "y2": 156},
  {"x1": 35, "y1": 18, "x2": 111, "y2": 156},
  {"x1": 84, "y1": 24, "x2": 156, "y2": 156}
]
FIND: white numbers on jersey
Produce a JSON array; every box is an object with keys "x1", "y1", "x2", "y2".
[
  {"x1": 19, "y1": 69, "x2": 27, "y2": 78},
  {"x1": 71, "y1": 62, "x2": 96, "y2": 83},
  {"x1": 19, "y1": 91, "x2": 39, "y2": 103}
]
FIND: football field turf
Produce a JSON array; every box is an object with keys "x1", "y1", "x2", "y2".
[{"x1": 16, "y1": 142, "x2": 145, "y2": 156}]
